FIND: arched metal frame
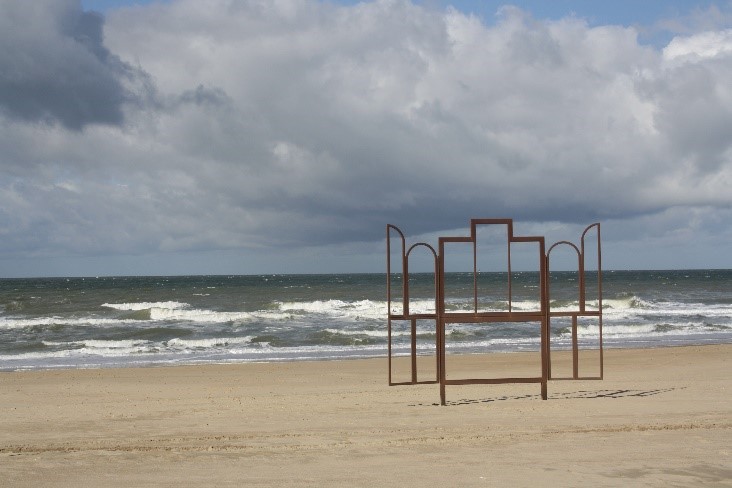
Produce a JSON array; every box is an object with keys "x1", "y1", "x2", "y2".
[
  {"x1": 387, "y1": 219, "x2": 603, "y2": 405},
  {"x1": 545, "y1": 223, "x2": 604, "y2": 380},
  {"x1": 386, "y1": 225, "x2": 439, "y2": 386}
]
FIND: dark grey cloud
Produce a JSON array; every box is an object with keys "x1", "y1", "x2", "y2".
[{"x1": 0, "y1": 0, "x2": 151, "y2": 130}]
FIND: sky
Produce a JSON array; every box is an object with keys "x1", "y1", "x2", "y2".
[{"x1": 1, "y1": 0, "x2": 731, "y2": 277}]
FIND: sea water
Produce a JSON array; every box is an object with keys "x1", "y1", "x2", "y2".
[{"x1": 0, "y1": 270, "x2": 730, "y2": 371}]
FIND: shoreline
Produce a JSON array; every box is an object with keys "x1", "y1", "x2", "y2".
[
  {"x1": 1, "y1": 344, "x2": 730, "y2": 486},
  {"x1": 2, "y1": 339, "x2": 729, "y2": 373}
]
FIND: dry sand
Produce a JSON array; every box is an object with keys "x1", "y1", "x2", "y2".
[{"x1": 1, "y1": 344, "x2": 730, "y2": 487}]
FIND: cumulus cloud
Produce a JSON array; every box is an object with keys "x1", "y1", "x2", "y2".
[
  {"x1": 664, "y1": 28, "x2": 732, "y2": 59},
  {"x1": 0, "y1": 0, "x2": 731, "y2": 273}
]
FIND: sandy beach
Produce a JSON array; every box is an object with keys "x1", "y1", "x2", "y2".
[{"x1": 1, "y1": 344, "x2": 730, "y2": 487}]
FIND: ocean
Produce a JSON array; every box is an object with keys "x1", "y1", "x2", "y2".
[{"x1": 0, "y1": 270, "x2": 730, "y2": 371}]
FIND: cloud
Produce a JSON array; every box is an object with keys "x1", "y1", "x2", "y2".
[
  {"x1": 664, "y1": 28, "x2": 732, "y2": 59},
  {"x1": 0, "y1": 0, "x2": 152, "y2": 130},
  {"x1": 654, "y1": 29, "x2": 732, "y2": 173},
  {"x1": 0, "y1": 0, "x2": 731, "y2": 273},
  {"x1": 654, "y1": 3, "x2": 732, "y2": 37}
]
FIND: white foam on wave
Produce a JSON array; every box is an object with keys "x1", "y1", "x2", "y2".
[
  {"x1": 0, "y1": 316, "x2": 145, "y2": 330},
  {"x1": 577, "y1": 321, "x2": 729, "y2": 338},
  {"x1": 148, "y1": 307, "x2": 296, "y2": 323},
  {"x1": 150, "y1": 307, "x2": 245, "y2": 322},
  {"x1": 9, "y1": 336, "x2": 386, "y2": 362},
  {"x1": 32, "y1": 336, "x2": 257, "y2": 359},
  {"x1": 388, "y1": 299, "x2": 437, "y2": 315},
  {"x1": 442, "y1": 336, "x2": 542, "y2": 350},
  {"x1": 639, "y1": 302, "x2": 731, "y2": 316},
  {"x1": 166, "y1": 336, "x2": 253, "y2": 350},
  {"x1": 102, "y1": 301, "x2": 191, "y2": 311},
  {"x1": 278, "y1": 299, "x2": 386, "y2": 321},
  {"x1": 23, "y1": 339, "x2": 157, "y2": 359},
  {"x1": 101, "y1": 300, "x2": 304, "y2": 324},
  {"x1": 323, "y1": 327, "x2": 435, "y2": 338},
  {"x1": 603, "y1": 297, "x2": 652, "y2": 310},
  {"x1": 0, "y1": 306, "x2": 314, "y2": 330},
  {"x1": 87, "y1": 339, "x2": 144, "y2": 348}
]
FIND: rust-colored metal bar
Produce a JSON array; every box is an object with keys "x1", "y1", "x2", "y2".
[
  {"x1": 471, "y1": 218, "x2": 514, "y2": 226},
  {"x1": 572, "y1": 314, "x2": 579, "y2": 379},
  {"x1": 386, "y1": 225, "x2": 405, "y2": 386},
  {"x1": 438, "y1": 236, "x2": 447, "y2": 405},
  {"x1": 579, "y1": 245, "x2": 586, "y2": 313},
  {"x1": 538, "y1": 235, "x2": 548, "y2": 400},
  {"x1": 411, "y1": 318, "x2": 417, "y2": 383},
  {"x1": 442, "y1": 312, "x2": 545, "y2": 323},
  {"x1": 434, "y1": 257, "x2": 440, "y2": 382},
  {"x1": 386, "y1": 224, "x2": 405, "y2": 315},
  {"x1": 550, "y1": 311, "x2": 601, "y2": 317},
  {"x1": 473, "y1": 234, "x2": 478, "y2": 313},
  {"x1": 545, "y1": 240, "x2": 581, "y2": 381},
  {"x1": 507, "y1": 228, "x2": 513, "y2": 314},
  {"x1": 406, "y1": 242, "x2": 439, "y2": 384},
  {"x1": 582, "y1": 223, "x2": 603, "y2": 379},
  {"x1": 546, "y1": 320, "x2": 552, "y2": 379},
  {"x1": 546, "y1": 241, "x2": 585, "y2": 300},
  {"x1": 446, "y1": 377, "x2": 543, "y2": 385}
]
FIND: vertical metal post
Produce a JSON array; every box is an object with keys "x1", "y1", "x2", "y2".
[
  {"x1": 402, "y1": 245, "x2": 409, "y2": 318},
  {"x1": 438, "y1": 238, "x2": 446, "y2": 406},
  {"x1": 597, "y1": 224, "x2": 604, "y2": 380},
  {"x1": 544, "y1": 254, "x2": 552, "y2": 380},
  {"x1": 539, "y1": 237, "x2": 548, "y2": 400},
  {"x1": 507, "y1": 225, "x2": 513, "y2": 313},
  {"x1": 579, "y1": 242, "x2": 586, "y2": 314},
  {"x1": 581, "y1": 223, "x2": 603, "y2": 380},
  {"x1": 386, "y1": 225, "x2": 392, "y2": 386},
  {"x1": 572, "y1": 315, "x2": 579, "y2": 379},
  {"x1": 411, "y1": 318, "x2": 417, "y2": 383},
  {"x1": 434, "y1": 259, "x2": 441, "y2": 384},
  {"x1": 386, "y1": 225, "x2": 406, "y2": 386},
  {"x1": 473, "y1": 238, "x2": 478, "y2": 313}
]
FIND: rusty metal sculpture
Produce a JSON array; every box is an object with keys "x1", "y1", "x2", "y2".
[{"x1": 387, "y1": 219, "x2": 602, "y2": 405}]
